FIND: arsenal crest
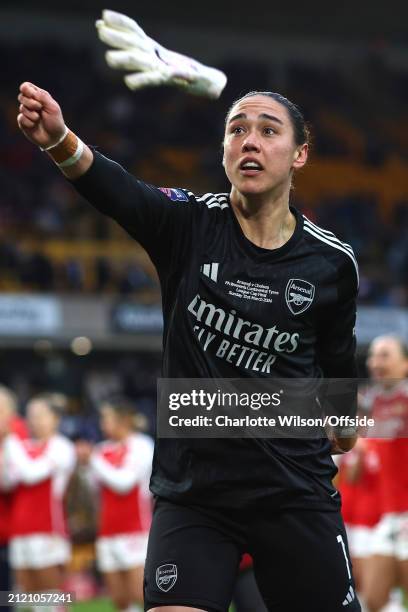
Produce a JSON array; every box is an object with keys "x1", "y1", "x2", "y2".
[
  {"x1": 156, "y1": 564, "x2": 178, "y2": 592},
  {"x1": 285, "y1": 279, "x2": 315, "y2": 315}
]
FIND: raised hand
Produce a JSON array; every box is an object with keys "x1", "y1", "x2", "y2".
[{"x1": 17, "y1": 82, "x2": 67, "y2": 149}]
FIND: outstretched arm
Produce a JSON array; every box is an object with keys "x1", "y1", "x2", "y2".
[
  {"x1": 17, "y1": 14, "x2": 226, "y2": 267},
  {"x1": 17, "y1": 10, "x2": 227, "y2": 178},
  {"x1": 17, "y1": 81, "x2": 93, "y2": 180},
  {"x1": 16, "y1": 79, "x2": 195, "y2": 272}
]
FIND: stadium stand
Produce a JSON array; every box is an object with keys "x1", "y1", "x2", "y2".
[
  {"x1": 1, "y1": 41, "x2": 407, "y2": 305},
  {"x1": 1, "y1": 8, "x2": 408, "y2": 608}
]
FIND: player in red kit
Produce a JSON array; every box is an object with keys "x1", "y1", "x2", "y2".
[
  {"x1": 0, "y1": 386, "x2": 28, "y2": 612},
  {"x1": 3, "y1": 394, "x2": 76, "y2": 597},
  {"x1": 362, "y1": 335, "x2": 408, "y2": 612},
  {"x1": 89, "y1": 398, "x2": 154, "y2": 612},
  {"x1": 337, "y1": 438, "x2": 381, "y2": 593}
]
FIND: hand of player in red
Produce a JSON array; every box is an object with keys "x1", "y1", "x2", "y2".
[
  {"x1": 330, "y1": 433, "x2": 358, "y2": 455},
  {"x1": 17, "y1": 82, "x2": 67, "y2": 149}
]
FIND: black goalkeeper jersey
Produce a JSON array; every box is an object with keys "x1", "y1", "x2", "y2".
[{"x1": 72, "y1": 151, "x2": 359, "y2": 511}]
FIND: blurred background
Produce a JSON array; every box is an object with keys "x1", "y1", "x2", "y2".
[{"x1": 0, "y1": 1, "x2": 407, "y2": 609}]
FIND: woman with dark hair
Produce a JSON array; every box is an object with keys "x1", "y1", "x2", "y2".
[{"x1": 16, "y1": 13, "x2": 360, "y2": 611}]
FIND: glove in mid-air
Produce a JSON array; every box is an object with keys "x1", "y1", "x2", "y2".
[{"x1": 96, "y1": 10, "x2": 227, "y2": 99}]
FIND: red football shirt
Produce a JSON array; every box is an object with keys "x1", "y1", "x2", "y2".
[
  {"x1": 91, "y1": 433, "x2": 153, "y2": 536},
  {"x1": 0, "y1": 417, "x2": 28, "y2": 543},
  {"x1": 368, "y1": 382, "x2": 408, "y2": 514},
  {"x1": 338, "y1": 440, "x2": 381, "y2": 527},
  {"x1": 5, "y1": 434, "x2": 75, "y2": 536}
]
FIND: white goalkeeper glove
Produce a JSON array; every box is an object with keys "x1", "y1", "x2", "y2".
[{"x1": 95, "y1": 10, "x2": 227, "y2": 99}]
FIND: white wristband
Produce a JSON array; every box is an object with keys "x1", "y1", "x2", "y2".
[
  {"x1": 40, "y1": 125, "x2": 69, "y2": 151},
  {"x1": 57, "y1": 138, "x2": 84, "y2": 168}
]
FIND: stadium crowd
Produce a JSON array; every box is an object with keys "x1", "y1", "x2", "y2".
[
  {"x1": 1, "y1": 17, "x2": 408, "y2": 611},
  {"x1": 1, "y1": 41, "x2": 408, "y2": 304}
]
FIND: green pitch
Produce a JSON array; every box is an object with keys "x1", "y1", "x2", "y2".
[
  {"x1": 71, "y1": 599, "x2": 113, "y2": 612},
  {"x1": 71, "y1": 599, "x2": 236, "y2": 611},
  {"x1": 69, "y1": 594, "x2": 408, "y2": 612}
]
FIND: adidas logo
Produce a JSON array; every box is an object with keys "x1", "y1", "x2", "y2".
[
  {"x1": 200, "y1": 263, "x2": 219, "y2": 283},
  {"x1": 342, "y1": 585, "x2": 355, "y2": 606}
]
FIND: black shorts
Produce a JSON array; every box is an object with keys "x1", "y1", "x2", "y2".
[{"x1": 144, "y1": 498, "x2": 361, "y2": 612}]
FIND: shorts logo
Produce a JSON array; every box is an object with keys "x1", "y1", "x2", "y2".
[
  {"x1": 158, "y1": 187, "x2": 189, "y2": 202},
  {"x1": 156, "y1": 564, "x2": 178, "y2": 592},
  {"x1": 285, "y1": 279, "x2": 315, "y2": 315}
]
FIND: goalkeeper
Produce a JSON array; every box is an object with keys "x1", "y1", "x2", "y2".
[{"x1": 17, "y1": 10, "x2": 360, "y2": 612}]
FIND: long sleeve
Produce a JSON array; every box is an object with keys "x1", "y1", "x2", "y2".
[
  {"x1": 70, "y1": 150, "x2": 194, "y2": 273},
  {"x1": 317, "y1": 256, "x2": 358, "y2": 379},
  {"x1": 1, "y1": 439, "x2": 18, "y2": 491},
  {"x1": 317, "y1": 256, "x2": 359, "y2": 432},
  {"x1": 90, "y1": 436, "x2": 153, "y2": 495},
  {"x1": 3, "y1": 435, "x2": 76, "y2": 487}
]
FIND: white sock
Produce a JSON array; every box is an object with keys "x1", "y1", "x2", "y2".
[
  {"x1": 380, "y1": 590, "x2": 406, "y2": 612},
  {"x1": 357, "y1": 594, "x2": 369, "y2": 612},
  {"x1": 389, "y1": 589, "x2": 403, "y2": 603}
]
